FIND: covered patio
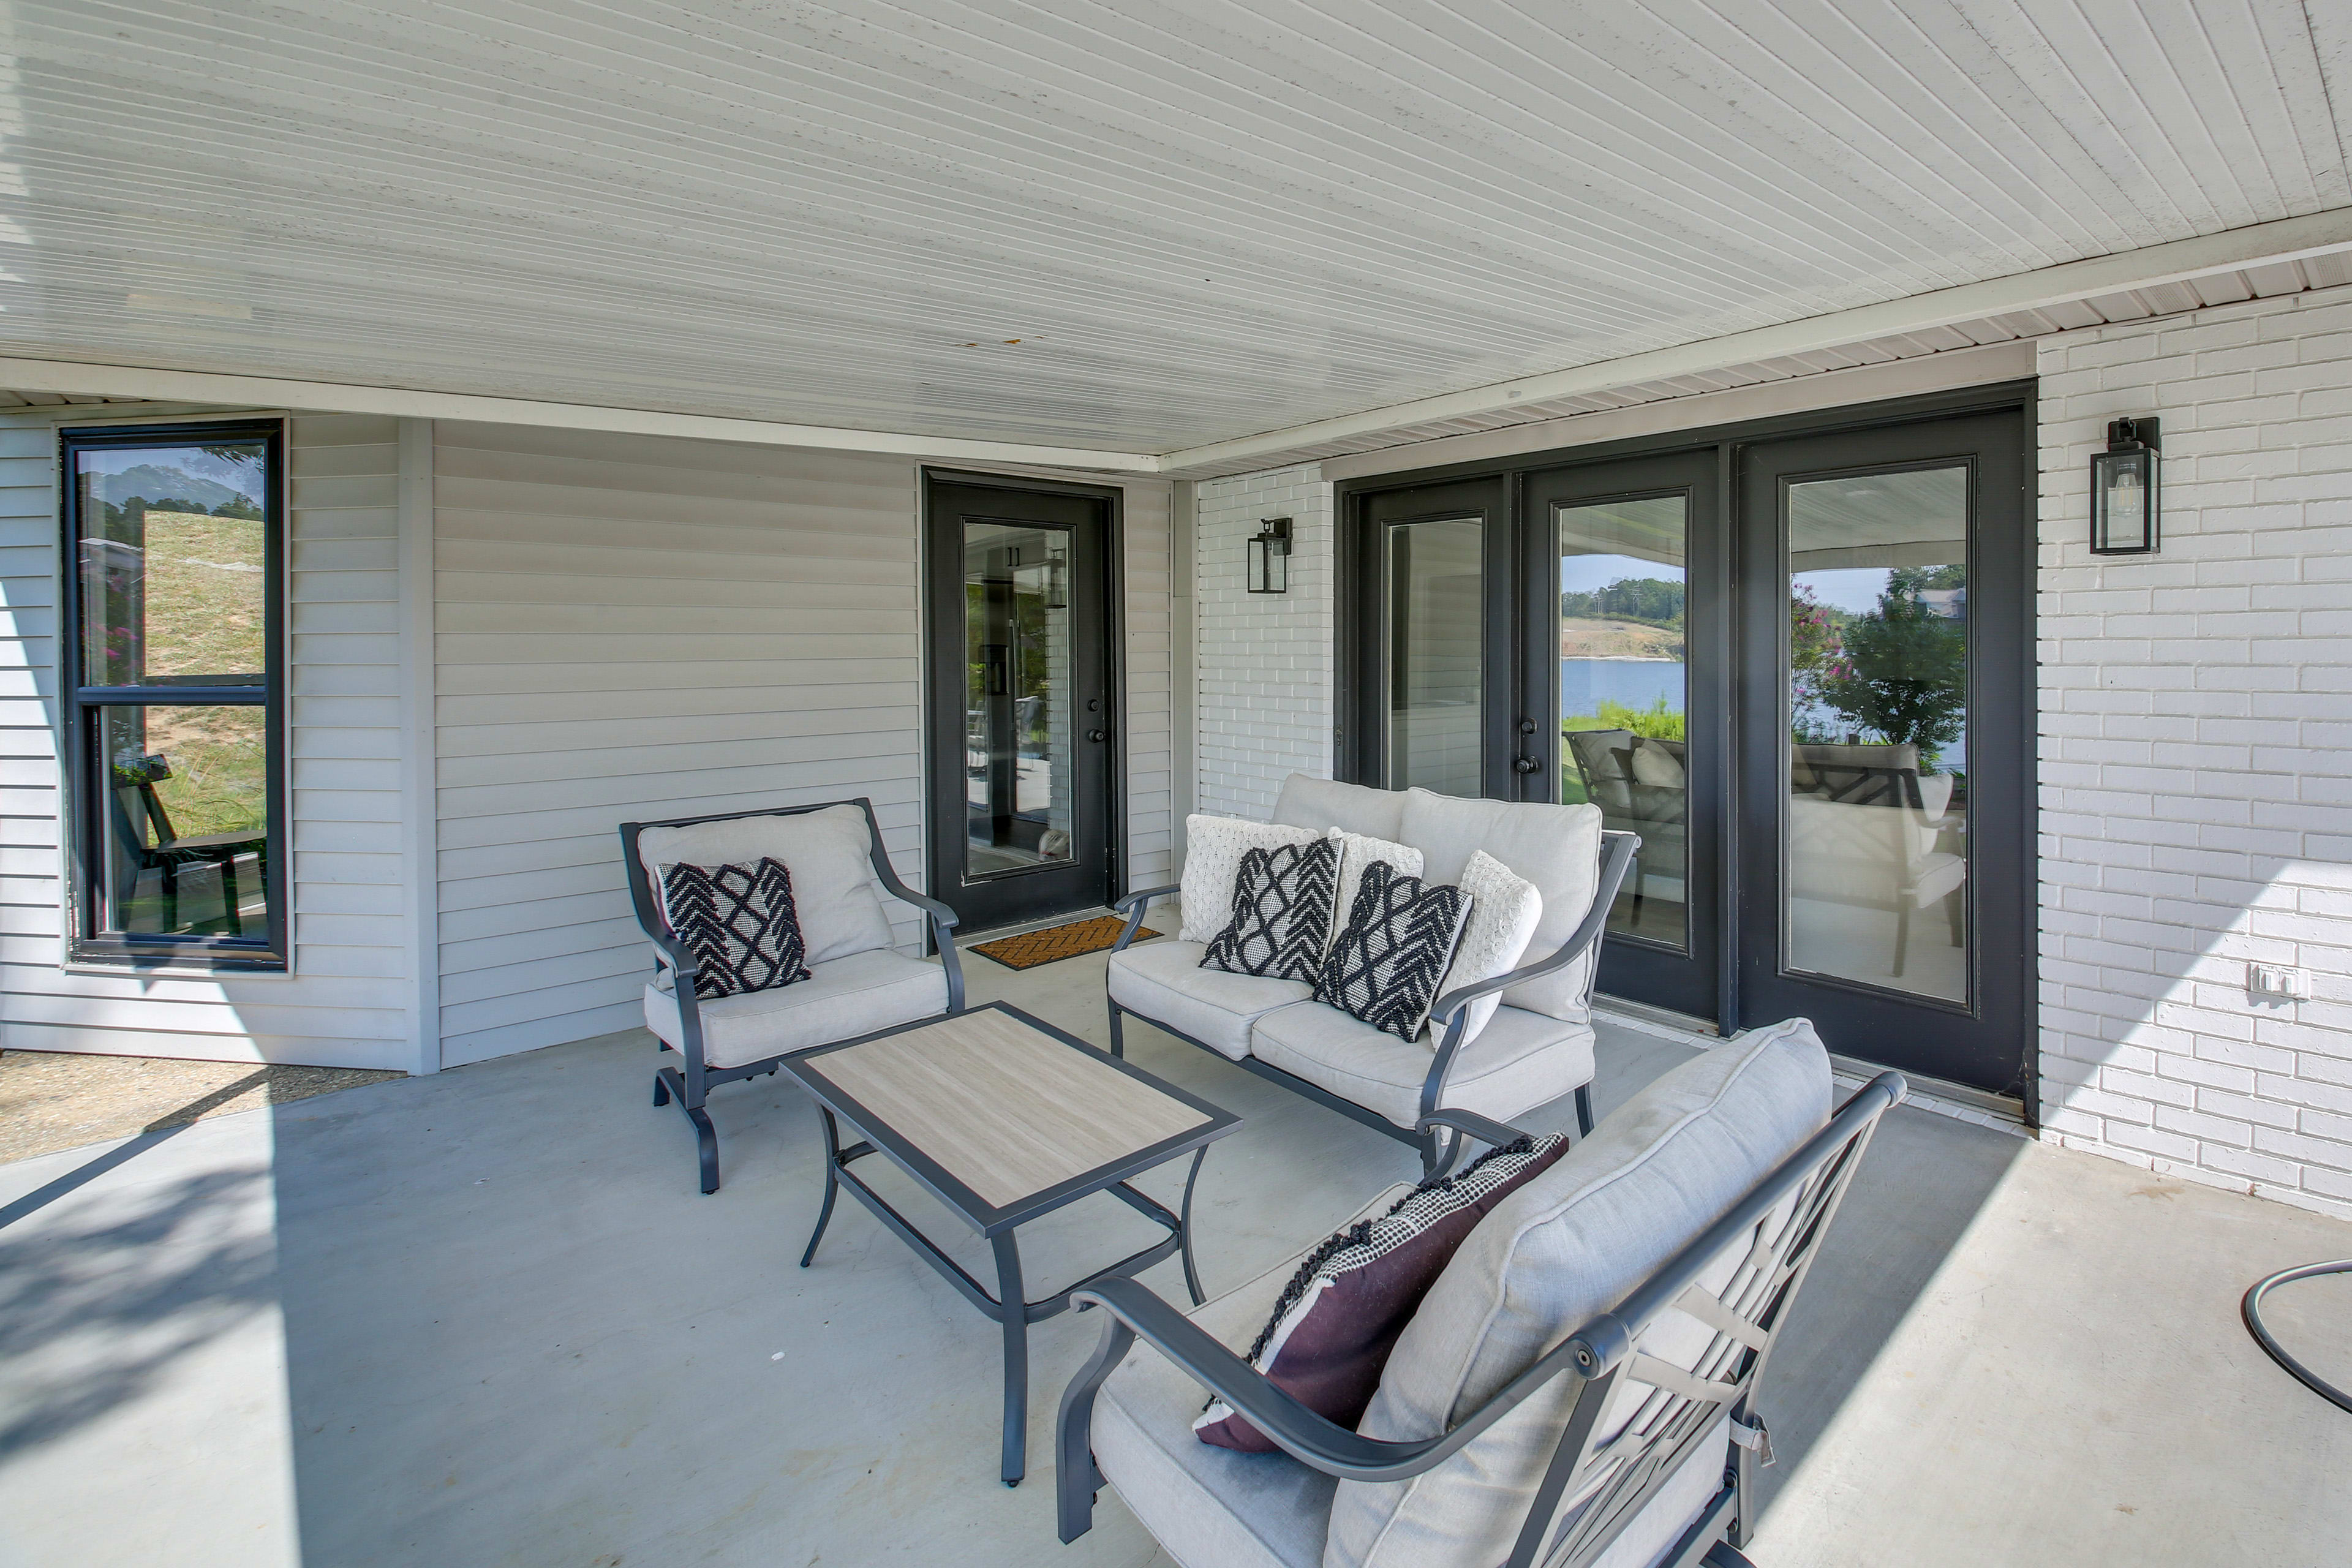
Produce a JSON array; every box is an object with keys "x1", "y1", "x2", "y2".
[{"x1": 5, "y1": 951, "x2": 2348, "y2": 1567}]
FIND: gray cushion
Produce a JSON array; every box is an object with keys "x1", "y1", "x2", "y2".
[
  {"x1": 1249, "y1": 1001, "x2": 1594, "y2": 1131},
  {"x1": 1093, "y1": 1185, "x2": 1413, "y2": 1568},
  {"x1": 1109, "y1": 940, "x2": 1314, "y2": 1060},
  {"x1": 636, "y1": 805, "x2": 895, "y2": 966},
  {"x1": 643, "y1": 948, "x2": 948, "y2": 1069},
  {"x1": 1397, "y1": 790, "x2": 1603, "y2": 1023},
  {"x1": 1272, "y1": 774, "x2": 1407, "y2": 842},
  {"x1": 1325, "y1": 1017, "x2": 1831, "y2": 1568}
]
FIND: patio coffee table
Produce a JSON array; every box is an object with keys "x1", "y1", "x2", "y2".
[{"x1": 783, "y1": 1001, "x2": 1241, "y2": 1486}]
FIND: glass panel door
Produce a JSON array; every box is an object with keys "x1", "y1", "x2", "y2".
[
  {"x1": 1739, "y1": 412, "x2": 2031, "y2": 1100},
  {"x1": 1348, "y1": 475, "x2": 1515, "y2": 799},
  {"x1": 924, "y1": 477, "x2": 1113, "y2": 934},
  {"x1": 1526, "y1": 449, "x2": 1721, "y2": 1022}
]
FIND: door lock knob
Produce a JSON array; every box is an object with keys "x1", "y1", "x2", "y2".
[
  {"x1": 1087, "y1": 729, "x2": 1109, "y2": 743},
  {"x1": 1513, "y1": 755, "x2": 1542, "y2": 774}
]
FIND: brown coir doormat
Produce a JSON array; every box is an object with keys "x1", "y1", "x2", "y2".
[{"x1": 970, "y1": 915, "x2": 1161, "y2": 971}]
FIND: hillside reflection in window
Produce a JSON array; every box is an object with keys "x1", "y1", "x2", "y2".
[{"x1": 68, "y1": 427, "x2": 282, "y2": 963}]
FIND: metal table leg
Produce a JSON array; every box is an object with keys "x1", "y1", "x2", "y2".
[
  {"x1": 1178, "y1": 1145, "x2": 1208, "y2": 1306},
  {"x1": 801, "y1": 1107, "x2": 843, "y2": 1268},
  {"x1": 993, "y1": 1232, "x2": 1028, "y2": 1487}
]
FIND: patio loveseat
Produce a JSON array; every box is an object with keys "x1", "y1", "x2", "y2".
[
  {"x1": 1058, "y1": 1017, "x2": 1906, "y2": 1568},
  {"x1": 1106, "y1": 776, "x2": 1635, "y2": 1175}
]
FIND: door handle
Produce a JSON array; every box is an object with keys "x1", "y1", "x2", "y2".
[
  {"x1": 1087, "y1": 729, "x2": 1109, "y2": 743},
  {"x1": 1513, "y1": 755, "x2": 1542, "y2": 774}
]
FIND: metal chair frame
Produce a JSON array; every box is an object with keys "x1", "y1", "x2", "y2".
[
  {"x1": 1104, "y1": 832, "x2": 1637, "y2": 1177},
  {"x1": 1056, "y1": 1071, "x2": 1908, "y2": 1568},
  {"x1": 618, "y1": 796, "x2": 966, "y2": 1194}
]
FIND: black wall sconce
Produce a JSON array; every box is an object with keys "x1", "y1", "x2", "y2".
[
  {"x1": 2090, "y1": 416, "x2": 2160, "y2": 555},
  {"x1": 1248, "y1": 517, "x2": 1292, "y2": 594}
]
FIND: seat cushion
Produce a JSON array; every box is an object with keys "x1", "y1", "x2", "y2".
[
  {"x1": 1181, "y1": 815, "x2": 1326, "y2": 943},
  {"x1": 635, "y1": 804, "x2": 895, "y2": 966},
  {"x1": 1092, "y1": 1185, "x2": 1414, "y2": 1568},
  {"x1": 644, "y1": 948, "x2": 948, "y2": 1069},
  {"x1": 1325, "y1": 1017, "x2": 1831, "y2": 1568},
  {"x1": 1398, "y1": 790, "x2": 1603, "y2": 1023},
  {"x1": 1109, "y1": 939, "x2": 1313, "y2": 1060},
  {"x1": 1271, "y1": 774, "x2": 1407, "y2": 842},
  {"x1": 1250, "y1": 1001, "x2": 1595, "y2": 1131}
]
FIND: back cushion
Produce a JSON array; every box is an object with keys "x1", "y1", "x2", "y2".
[
  {"x1": 1398, "y1": 789, "x2": 1602, "y2": 1021},
  {"x1": 636, "y1": 804, "x2": 895, "y2": 967},
  {"x1": 1324, "y1": 1018, "x2": 1832, "y2": 1568},
  {"x1": 1272, "y1": 774, "x2": 1408, "y2": 842}
]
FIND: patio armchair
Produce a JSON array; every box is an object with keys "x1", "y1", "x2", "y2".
[
  {"x1": 1057, "y1": 1019, "x2": 1907, "y2": 1568},
  {"x1": 1566, "y1": 729, "x2": 1687, "y2": 919},
  {"x1": 619, "y1": 798, "x2": 964, "y2": 1194},
  {"x1": 1785, "y1": 744, "x2": 1961, "y2": 977},
  {"x1": 109, "y1": 752, "x2": 268, "y2": 936},
  {"x1": 1106, "y1": 776, "x2": 1634, "y2": 1177}
]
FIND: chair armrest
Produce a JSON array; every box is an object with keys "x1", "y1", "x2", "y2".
[
  {"x1": 1056, "y1": 1275, "x2": 1604, "y2": 1543},
  {"x1": 1110, "y1": 883, "x2": 1180, "y2": 952},
  {"x1": 1415, "y1": 1108, "x2": 1533, "y2": 1152},
  {"x1": 1427, "y1": 831, "x2": 1637, "y2": 1028},
  {"x1": 849, "y1": 799, "x2": 965, "y2": 1011}
]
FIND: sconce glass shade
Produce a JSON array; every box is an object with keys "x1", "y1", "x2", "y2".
[
  {"x1": 1248, "y1": 518, "x2": 1292, "y2": 594},
  {"x1": 2090, "y1": 419, "x2": 2159, "y2": 555}
]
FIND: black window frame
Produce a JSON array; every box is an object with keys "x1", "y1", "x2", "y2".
[{"x1": 61, "y1": 418, "x2": 288, "y2": 970}]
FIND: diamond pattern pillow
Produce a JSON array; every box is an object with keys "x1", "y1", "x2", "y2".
[
  {"x1": 1200, "y1": 836, "x2": 1340, "y2": 982},
  {"x1": 1195, "y1": 1132, "x2": 1572, "y2": 1452},
  {"x1": 660, "y1": 858, "x2": 813, "y2": 1000},
  {"x1": 1314, "y1": 859, "x2": 1472, "y2": 1042}
]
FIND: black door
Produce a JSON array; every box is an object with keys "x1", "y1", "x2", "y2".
[
  {"x1": 1735, "y1": 411, "x2": 2032, "y2": 1098},
  {"x1": 1521, "y1": 450, "x2": 1725, "y2": 1021},
  {"x1": 924, "y1": 476, "x2": 1117, "y2": 933},
  {"x1": 1341, "y1": 476, "x2": 1518, "y2": 796}
]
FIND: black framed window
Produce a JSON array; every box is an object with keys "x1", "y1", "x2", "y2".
[{"x1": 62, "y1": 420, "x2": 286, "y2": 968}]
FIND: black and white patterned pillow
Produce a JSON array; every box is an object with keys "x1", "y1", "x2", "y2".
[
  {"x1": 1313, "y1": 859, "x2": 1472, "y2": 1041},
  {"x1": 660, "y1": 858, "x2": 813, "y2": 1000},
  {"x1": 1201, "y1": 837, "x2": 1339, "y2": 981}
]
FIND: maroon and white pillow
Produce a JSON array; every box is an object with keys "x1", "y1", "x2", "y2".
[{"x1": 1194, "y1": 1133, "x2": 1572, "y2": 1452}]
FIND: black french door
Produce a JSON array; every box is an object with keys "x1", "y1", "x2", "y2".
[
  {"x1": 1733, "y1": 412, "x2": 2033, "y2": 1099},
  {"x1": 1340, "y1": 391, "x2": 2035, "y2": 1106},
  {"x1": 924, "y1": 475, "x2": 1118, "y2": 933}
]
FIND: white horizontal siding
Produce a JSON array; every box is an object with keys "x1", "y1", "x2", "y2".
[
  {"x1": 0, "y1": 407, "x2": 415, "y2": 1068},
  {"x1": 431, "y1": 423, "x2": 927, "y2": 1067}
]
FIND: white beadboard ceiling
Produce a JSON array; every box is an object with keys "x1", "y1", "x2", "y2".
[{"x1": 6, "y1": 1, "x2": 2351, "y2": 464}]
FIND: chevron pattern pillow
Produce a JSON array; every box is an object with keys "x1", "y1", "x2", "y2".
[
  {"x1": 660, "y1": 858, "x2": 813, "y2": 1000},
  {"x1": 1314, "y1": 859, "x2": 1472, "y2": 1041},
  {"x1": 1200, "y1": 836, "x2": 1340, "y2": 981}
]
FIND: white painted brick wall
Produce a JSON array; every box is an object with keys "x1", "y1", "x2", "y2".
[
  {"x1": 2038, "y1": 284, "x2": 2352, "y2": 1221},
  {"x1": 1194, "y1": 465, "x2": 1335, "y2": 823}
]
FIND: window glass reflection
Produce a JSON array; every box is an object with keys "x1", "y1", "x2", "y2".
[
  {"x1": 77, "y1": 442, "x2": 268, "y2": 685},
  {"x1": 96, "y1": 705, "x2": 270, "y2": 937},
  {"x1": 964, "y1": 522, "x2": 1074, "y2": 878},
  {"x1": 1386, "y1": 517, "x2": 1483, "y2": 796},
  {"x1": 1785, "y1": 466, "x2": 1969, "y2": 1002},
  {"x1": 1558, "y1": 495, "x2": 1687, "y2": 951}
]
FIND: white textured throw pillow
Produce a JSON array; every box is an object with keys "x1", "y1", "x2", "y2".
[
  {"x1": 1433, "y1": 851, "x2": 1543, "y2": 1045},
  {"x1": 1325, "y1": 828, "x2": 1425, "y2": 957},
  {"x1": 1178, "y1": 814, "x2": 1323, "y2": 943}
]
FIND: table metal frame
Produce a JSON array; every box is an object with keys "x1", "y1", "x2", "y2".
[{"x1": 783, "y1": 1001, "x2": 1242, "y2": 1486}]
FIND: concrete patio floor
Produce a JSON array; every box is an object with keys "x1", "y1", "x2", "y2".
[{"x1": 4, "y1": 948, "x2": 2350, "y2": 1567}]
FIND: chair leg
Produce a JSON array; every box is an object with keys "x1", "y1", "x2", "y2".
[
  {"x1": 162, "y1": 858, "x2": 178, "y2": 933},
  {"x1": 1106, "y1": 1001, "x2": 1125, "y2": 1060},
  {"x1": 219, "y1": 850, "x2": 242, "y2": 937},
  {"x1": 1575, "y1": 1083, "x2": 1596, "y2": 1138},
  {"x1": 654, "y1": 1065, "x2": 720, "y2": 1193},
  {"x1": 1893, "y1": 902, "x2": 1911, "y2": 978}
]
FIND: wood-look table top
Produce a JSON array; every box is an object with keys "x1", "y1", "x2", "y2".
[{"x1": 786, "y1": 1003, "x2": 1236, "y2": 1221}]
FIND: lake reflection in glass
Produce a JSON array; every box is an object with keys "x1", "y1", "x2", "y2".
[{"x1": 1557, "y1": 493, "x2": 1686, "y2": 951}]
